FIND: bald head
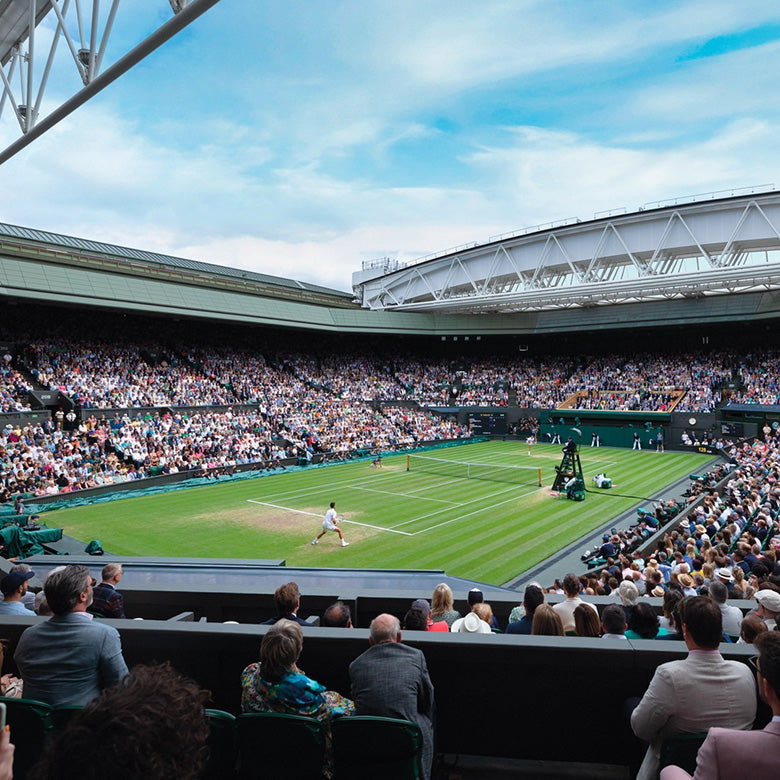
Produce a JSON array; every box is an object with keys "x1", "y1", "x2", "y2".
[{"x1": 369, "y1": 613, "x2": 401, "y2": 645}]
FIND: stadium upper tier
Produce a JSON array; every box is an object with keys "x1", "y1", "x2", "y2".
[
  {"x1": 353, "y1": 188, "x2": 780, "y2": 313},
  {"x1": 0, "y1": 310, "x2": 778, "y2": 413}
]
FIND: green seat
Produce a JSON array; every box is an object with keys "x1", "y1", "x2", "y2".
[
  {"x1": 202, "y1": 709, "x2": 237, "y2": 780},
  {"x1": 659, "y1": 732, "x2": 708, "y2": 775},
  {"x1": 332, "y1": 716, "x2": 423, "y2": 779},
  {"x1": 50, "y1": 705, "x2": 84, "y2": 733},
  {"x1": 0, "y1": 696, "x2": 54, "y2": 779},
  {"x1": 236, "y1": 712, "x2": 326, "y2": 780}
]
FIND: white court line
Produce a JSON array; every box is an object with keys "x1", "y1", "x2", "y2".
[
  {"x1": 246, "y1": 499, "x2": 413, "y2": 536},
  {"x1": 248, "y1": 471, "x2": 393, "y2": 503},
  {"x1": 343, "y1": 485, "x2": 458, "y2": 505},
  {"x1": 389, "y1": 482, "x2": 529, "y2": 529},
  {"x1": 410, "y1": 485, "x2": 543, "y2": 536},
  {"x1": 247, "y1": 500, "x2": 321, "y2": 517}
]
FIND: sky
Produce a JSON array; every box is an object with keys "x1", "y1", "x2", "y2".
[{"x1": 2, "y1": 0, "x2": 780, "y2": 292}]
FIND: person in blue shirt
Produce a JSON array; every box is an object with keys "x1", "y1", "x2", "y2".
[{"x1": 0, "y1": 570, "x2": 35, "y2": 615}]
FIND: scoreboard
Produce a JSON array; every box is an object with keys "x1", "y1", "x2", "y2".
[{"x1": 467, "y1": 412, "x2": 507, "y2": 435}]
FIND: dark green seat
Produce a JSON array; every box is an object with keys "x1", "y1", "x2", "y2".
[
  {"x1": 202, "y1": 709, "x2": 237, "y2": 780},
  {"x1": 50, "y1": 705, "x2": 84, "y2": 733},
  {"x1": 332, "y1": 715, "x2": 423, "y2": 779},
  {"x1": 659, "y1": 732, "x2": 708, "y2": 775},
  {"x1": 0, "y1": 696, "x2": 54, "y2": 779},
  {"x1": 236, "y1": 712, "x2": 326, "y2": 780}
]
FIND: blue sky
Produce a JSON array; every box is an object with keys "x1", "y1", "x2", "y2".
[{"x1": 2, "y1": 0, "x2": 780, "y2": 290}]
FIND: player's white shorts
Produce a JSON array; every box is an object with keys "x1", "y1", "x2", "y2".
[{"x1": 322, "y1": 519, "x2": 338, "y2": 531}]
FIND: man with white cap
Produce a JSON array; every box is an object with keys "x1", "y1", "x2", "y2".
[{"x1": 754, "y1": 589, "x2": 780, "y2": 630}]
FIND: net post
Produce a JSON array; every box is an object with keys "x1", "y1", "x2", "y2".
[
  {"x1": 406, "y1": 454, "x2": 410, "y2": 471},
  {"x1": 537, "y1": 467, "x2": 542, "y2": 487}
]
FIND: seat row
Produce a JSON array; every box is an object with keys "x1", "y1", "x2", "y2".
[{"x1": 0, "y1": 696, "x2": 423, "y2": 780}]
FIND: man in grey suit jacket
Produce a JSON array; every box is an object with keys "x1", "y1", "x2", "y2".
[
  {"x1": 631, "y1": 596, "x2": 756, "y2": 780},
  {"x1": 349, "y1": 613, "x2": 435, "y2": 779},
  {"x1": 15, "y1": 564, "x2": 129, "y2": 706},
  {"x1": 660, "y1": 631, "x2": 780, "y2": 780}
]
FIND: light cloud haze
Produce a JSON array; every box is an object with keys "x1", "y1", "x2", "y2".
[{"x1": 1, "y1": 1, "x2": 779, "y2": 291}]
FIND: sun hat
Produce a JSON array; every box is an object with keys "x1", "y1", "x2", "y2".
[{"x1": 457, "y1": 611, "x2": 491, "y2": 634}]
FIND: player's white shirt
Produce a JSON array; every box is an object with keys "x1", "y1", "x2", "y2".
[{"x1": 322, "y1": 507, "x2": 338, "y2": 530}]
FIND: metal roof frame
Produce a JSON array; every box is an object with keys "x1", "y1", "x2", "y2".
[{"x1": 0, "y1": 0, "x2": 221, "y2": 164}]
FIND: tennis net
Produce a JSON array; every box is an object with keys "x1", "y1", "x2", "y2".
[{"x1": 406, "y1": 453, "x2": 542, "y2": 486}]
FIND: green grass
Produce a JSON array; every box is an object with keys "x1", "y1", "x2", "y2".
[{"x1": 46, "y1": 441, "x2": 713, "y2": 585}]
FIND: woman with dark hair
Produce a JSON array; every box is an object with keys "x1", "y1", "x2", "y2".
[
  {"x1": 30, "y1": 663, "x2": 209, "y2": 780},
  {"x1": 626, "y1": 601, "x2": 668, "y2": 639},
  {"x1": 659, "y1": 588, "x2": 683, "y2": 632},
  {"x1": 573, "y1": 603, "x2": 601, "y2": 637}
]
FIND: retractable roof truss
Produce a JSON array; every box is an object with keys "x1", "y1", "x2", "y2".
[
  {"x1": 354, "y1": 193, "x2": 780, "y2": 313},
  {"x1": 0, "y1": 0, "x2": 220, "y2": 164}
]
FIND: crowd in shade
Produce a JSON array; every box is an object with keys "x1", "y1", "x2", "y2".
[
  {"x1": 730, "y1": 349, "x2": 780, "y2": 406},
  {"x1": 4, "y1": 335, "x2": 778, "y2": 413},
  {"x1": 0, "y1": 403, "x2": 467, "y2": 499}
]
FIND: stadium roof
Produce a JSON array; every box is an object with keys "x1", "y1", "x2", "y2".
[
  {"x1": 353, "y1": 187, "x2": 780, "y2": 314},
  {"x1": 0, "y1": 220, "x2": 353, "y2": 301}
]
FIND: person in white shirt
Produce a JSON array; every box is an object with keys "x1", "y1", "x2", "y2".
[{"x1": 311, "y1": 501, "x2": 349, "y2": 547}]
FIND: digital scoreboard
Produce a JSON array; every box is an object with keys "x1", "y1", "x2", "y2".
[{"x1": 467, "y1": 412, "x2": 507, "y2": 435}]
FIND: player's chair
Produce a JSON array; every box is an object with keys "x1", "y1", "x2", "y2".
[
  {"x1": 332, "y1": 715, "x2": 424, "y2": 779},
  {"x1": 0, "y1": 696, "x2": 54, "y2": 779},
  {"x1": 235, "y1": 712, "x2": 326, "y2": 780},
  {"x1": 202, "y1": 708, "x2": 237, "y2": 780},
  {"x1": 659, "y1": 732, "x2": 708, "y2": 775}
]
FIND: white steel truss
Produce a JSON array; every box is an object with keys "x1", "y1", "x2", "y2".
[
  {"x1": 353, "y1": 191, "x2": 780, "y2": 313},
  {"x1": 0, "y1": 0, "x2": 221, "y2": 164}
]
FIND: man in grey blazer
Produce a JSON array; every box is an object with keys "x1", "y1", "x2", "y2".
[
  {"x1": 630, "y1": 596, "x2": 756, "y2": 780},
  {"x1": 660, "y1": 630, "x2": 780, "y2": 780},
  {"x1": 349, "y1": 613, "x2": 435, "y2": 779},
  {"x1": 15, "y1": 564, "x2": 129, "y2": 706}
]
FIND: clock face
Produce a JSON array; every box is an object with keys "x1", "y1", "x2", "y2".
[{"x1": 688, "y1": 418, "x2": 697, "y2": 426}]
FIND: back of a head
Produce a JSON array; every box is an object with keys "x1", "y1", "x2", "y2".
[
  {"x1": 431, "y1": 583, "x2": 453, "y2": 614},
  {"x1": 102, "y1": 562, "x2": 122, "y2": 582},
  {"x1": 709, "y1": 580, "x2": 728, "y2": 604},
  {"x1": 628, "y1": 601, "x2": 660, "y2": 638},
  {"x1": 562, "y1": 573, "x2": 580, "y2": 597},
  {"x1": 402, "y1": 606, "x2": 428, "y2": 631},
  {"x1": 260, "y1": 619, "x2": 303, "y2": 681},
  {"x1": 43, "y1": 565, "x2": 89, "y2": 615},
  {"x1": 473, "y1": 602, "x2": 493, "y2": 626},
  {"x1": 369, "y1": 613, "x2": 401, "y2": 645},
  {"x1": 618, "y1": 579, "x2": 639, "y2": 606},
  {"x1": 467, "y1": 588, "x2": 484, "y2": 607},
  {"x1": 29, "y1": 663, "x2": 209, "y2": 780},
  {"x1": 574, "y1": 603, "x2": 601, "y2": 637},
  {"x1": 682, "y1": 595, "x2": 722, "y2": 649},
  {"x1": 531, "y1": 603, "x2": 564, "y2": 636},
  {"x1": 321, "y1": 600, "x2": 351, "y2": 628},
  {"x1": 274, "y1": 582, "x2": 300, "y2": 615},
  {"x1": 754, "y1": 631, "x2": 780, "y2": 701},
  {"x1": 740, "y1": 615, "x2": 768, "y2": 644},
  {"x1": 523, "y1": 584, "x2": 544, "y2": 615},
  {"x1": 601, "y1": 604, "x2": 626, "y2": 635}
]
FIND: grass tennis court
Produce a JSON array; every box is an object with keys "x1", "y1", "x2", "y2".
[{"x1": 47, "y1": 441, "x2": 714, "y2": 586}]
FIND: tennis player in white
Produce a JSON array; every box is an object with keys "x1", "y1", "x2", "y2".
[{"x1": 312, "y1": 502, "x2": 349, "y2": 546}]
